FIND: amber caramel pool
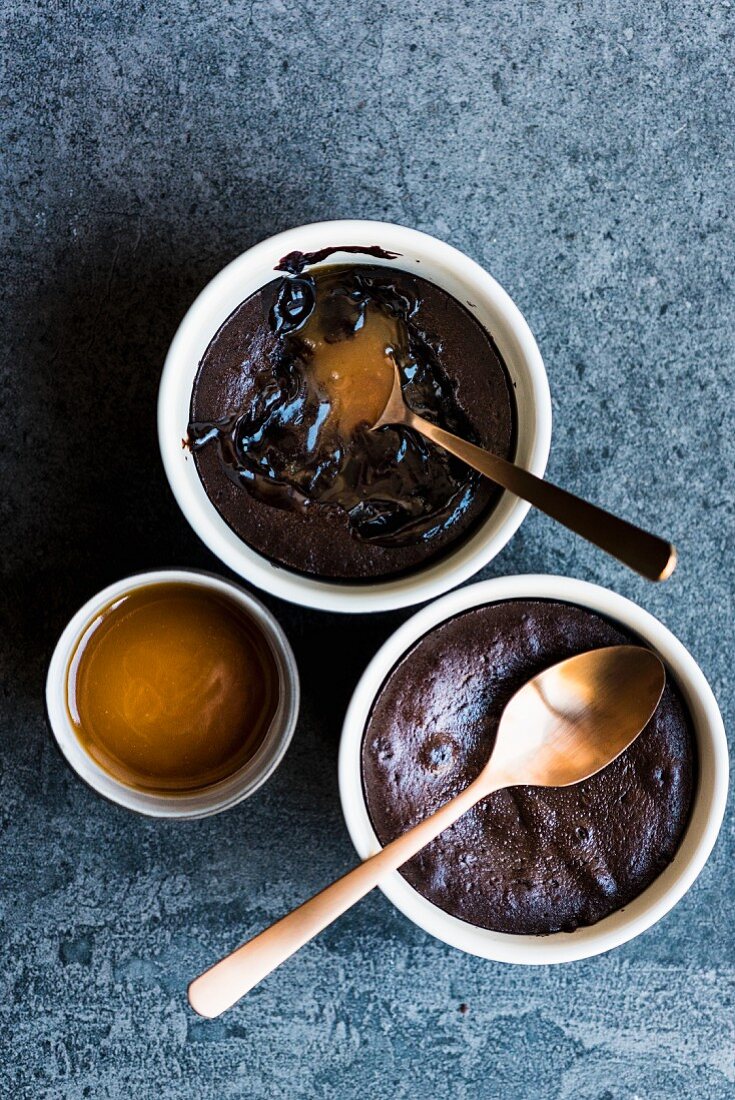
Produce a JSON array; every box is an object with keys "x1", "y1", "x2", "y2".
[{"x1": 66, "y1": 583, "x2": 279, "y2": 794}]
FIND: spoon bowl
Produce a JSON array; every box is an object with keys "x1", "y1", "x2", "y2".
[
  {"x1": 487, "y1": 645, "x2": 665, "y2": 789},
  {"x1": 189, "y1": 643, "x2": 664, "y2": 1017}
]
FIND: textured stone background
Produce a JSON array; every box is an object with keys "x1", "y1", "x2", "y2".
[{"x1": 1, "y1": 1, "x2": 733, "y2": 1097}]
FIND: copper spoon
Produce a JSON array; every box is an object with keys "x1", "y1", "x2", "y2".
[
  {"x1": 188, "y1": 644, "x2": 665, "y2": 1018},
  {"x1": 372, "y1": 362, "x2": 676, "y2": 581}
]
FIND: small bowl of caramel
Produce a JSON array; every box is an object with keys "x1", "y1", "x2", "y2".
[{"x1": 46, "y1": 570, "x2": 299, "y2": 818}]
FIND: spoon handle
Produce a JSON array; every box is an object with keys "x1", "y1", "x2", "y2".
[
  {"x1": 406, "y1": 411, "x2": 676, "y2": 582},
  {"x1": 188, "y1": 775, "x2": 494, "y2": 1018}
]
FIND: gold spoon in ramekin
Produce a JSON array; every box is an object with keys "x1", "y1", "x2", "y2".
[
  {"x1": 370, "y1": 361, "x2": 676, "y2": 582},
  {"x1": 188, "y1": 644, "x2": 665, "y2": 1018}
]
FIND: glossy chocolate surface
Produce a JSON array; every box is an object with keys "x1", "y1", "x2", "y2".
[
  {"x1": 361, "y1": 600, "x2": 695, "y2": 935},
  {"x1": 275, "y1": 245, "x2": 400, "y2": 274},
  {"x1": 189, "y1": 263, "x2": 515, "y2": 579}
]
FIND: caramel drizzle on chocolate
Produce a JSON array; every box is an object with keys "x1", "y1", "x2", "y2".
[{"x1": 188, "y1": 264, "x2": 482, "y2": 547}]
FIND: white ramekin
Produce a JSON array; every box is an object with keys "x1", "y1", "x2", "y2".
[
  {"x1": 158, "y1": 220, "x2": 552, "y2": 613},
  {"x1": 339, "y1": 575, "x2": 728, "y2": 963},
  {"x1": 46, "y1": 570, "x2": 300, "y2": 819}
]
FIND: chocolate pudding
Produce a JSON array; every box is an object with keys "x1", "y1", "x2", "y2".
[
  {"x1": 361, "y1": 600, "x2": 695, "y2": 935},
  {"x1": 188, "y1": 260, "x2": 515, "y2": 580}
]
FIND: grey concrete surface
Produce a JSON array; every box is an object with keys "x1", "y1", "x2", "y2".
[{"x1": 1, "y1": 1, "x2": 733, "y2": 1097}]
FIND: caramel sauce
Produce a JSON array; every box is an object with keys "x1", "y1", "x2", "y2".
[
  {"x1": 299, "y1": 300, "x2": 397, "y2": 438},
  {"x1": 66, "y1": 583, "x2": 279, "y2": 794}
]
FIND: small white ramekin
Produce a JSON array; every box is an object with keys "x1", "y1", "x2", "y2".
[
  {"x1": 46, "y1": 570, "x2": 300, "y2": 819},
  {"x1": 158, "y1": 220, "x2": 551, "y2": 613},
  {"x1": 339, "y1": 574, "x2": 728, "y2": 963}
]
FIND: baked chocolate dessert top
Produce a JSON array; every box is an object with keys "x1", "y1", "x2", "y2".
[
  {"x1": 188, "y1": 262, "x2": 515, "y2": 580},
  {"x1": 362, "y1": 599, "x2": 695, "y2": 934}
]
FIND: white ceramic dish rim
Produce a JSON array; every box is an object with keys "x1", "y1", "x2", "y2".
[
  {"x1": 339, "y1": 574, "x2": 728, "y2": 964},
  {"x1": 158, "y1": 219, "x2": 552, "y2": 613},
  {"x1": 45, "y1": 569, "x2": 300, "y2": 820}
]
